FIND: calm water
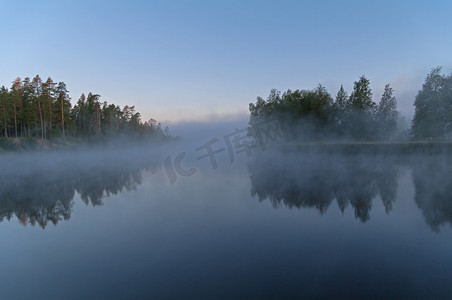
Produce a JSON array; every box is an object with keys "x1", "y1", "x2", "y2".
[{"x1": 0, "y1": 148, "x2": 451, "y2": 299}]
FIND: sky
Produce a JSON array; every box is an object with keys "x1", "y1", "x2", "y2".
[{"x1": 1, "y1": 0, "x2": 451, "y2": 124}]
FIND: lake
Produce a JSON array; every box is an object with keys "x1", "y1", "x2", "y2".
[{"x1": 0, "y1": 144, "x2": 451, "y2": 299}]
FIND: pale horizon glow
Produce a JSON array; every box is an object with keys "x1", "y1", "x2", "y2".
[{"x1": 1, "y1": 1, "x2": 451, "y2": 125}]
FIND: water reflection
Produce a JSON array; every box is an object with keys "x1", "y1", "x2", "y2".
[
  {"x1": 0, "y1": 151, "x2": 159, "y2": 228},
  {"x1": 2, "y1": 149, "x2": 452, "y2": 232},
  {"x1": 412, "y1": 156, "x2": 452, "y2": 231},
  {"x1": 248, "y1": 152, "x2": 452, "y2": 230},
  {"x1": 248, "y1": 153, "x2": 398, "y2": 222}
]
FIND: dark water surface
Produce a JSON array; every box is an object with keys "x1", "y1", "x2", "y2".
[{"x1": 1, "y1": 149, "x2": 451, "y2": 299}]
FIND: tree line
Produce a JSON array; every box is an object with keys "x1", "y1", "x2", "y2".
[
  {"x1": 250, "y1": 76, "x2": 398, "y2": 141},
  {"x1": 0, "y1": 75, "x2": 169, "y2": 140},
  {"x1": 250, "y1": 67, "x2": 452, "y2": 141}
]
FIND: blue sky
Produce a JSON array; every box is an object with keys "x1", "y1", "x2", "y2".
[{"x1": 1, "y1": 0, "x2": 451, "y2": 123}]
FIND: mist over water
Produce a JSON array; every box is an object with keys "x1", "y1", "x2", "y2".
[
  {"x1": 1, "y1": 119, "x2": 452, "y2": 298},
  {"x1": 249, "y1": 150, "x2": 452, "y2": 231}
]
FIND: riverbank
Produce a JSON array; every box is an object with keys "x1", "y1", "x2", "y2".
[
  {"x1": 0, "y1": 137, "x2": 80, "y2": 152},
  {"x1": 0, "y1": 135, "x2": 175, "y2": 152}
]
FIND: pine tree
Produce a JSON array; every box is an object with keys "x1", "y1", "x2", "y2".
[
  {"x1": 0, "y1": 86, "x2": 9, "y2": 137},
  {"x1": 334, "y1": 85, "x2": 348, "y2": 135},
  {"x1": 347, "y1": 76, "x2": 376, "y2": 140},
  {"x1": 41, "y1": 77, "x2": 56, "y2": 138},
  {"x1": 32, "y1": 75, "x2": 44, "y2": 139},
  {"x1": 348, "y1": 76, "x2": 374, "y2": 111},
  {"x1": 55, "y1": 82, "x2": 71, "y2": 137},
  {"x1": 336, "y1": 85, "x2": 348, "y2": 109},
  {"x1": 378, "y1": 84, "x2": 398, "y2": 139},
  {"x1": 10, "y1": 77, "x2": 23, "y2": 137},
  {"x1": 22, "y1": 77, "x2": 36, "y2": 137}
]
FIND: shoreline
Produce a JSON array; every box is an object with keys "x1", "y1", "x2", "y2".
[
  {"x1": 0, "y1": 136, "x2": 174, "y2": 152},
  {"x1": 280, "y1": 141, "x2": 452, "y2": 154}
]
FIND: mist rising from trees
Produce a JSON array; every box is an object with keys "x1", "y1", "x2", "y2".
[
  {"x1": 250, "y1": 67, "x2": 452, "y2": 142},
  {"x1": 249, "y1": 76, "x2": 399, "y2": 141}
]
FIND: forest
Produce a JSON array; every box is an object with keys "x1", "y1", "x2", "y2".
[
  {"x1": 249, "y1": 67, "x2": 452, "y2": 141},
  {"x1": 0, "y1": 75, "x2": 169, "y2": 142},
  {"x1": 1, "y1": 67, "x2": 451, "y2": 148}
]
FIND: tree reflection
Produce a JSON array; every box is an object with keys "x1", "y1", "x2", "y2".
[
  {"x1": 412, "y1": 156, "x2": 452, "y2": 232},
  {"x1": 0, "y1": 152, "x2": 159, "y2": 228},
  {"x1": 248, "y1": 153, "x2": 398, "y2": 222}
]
